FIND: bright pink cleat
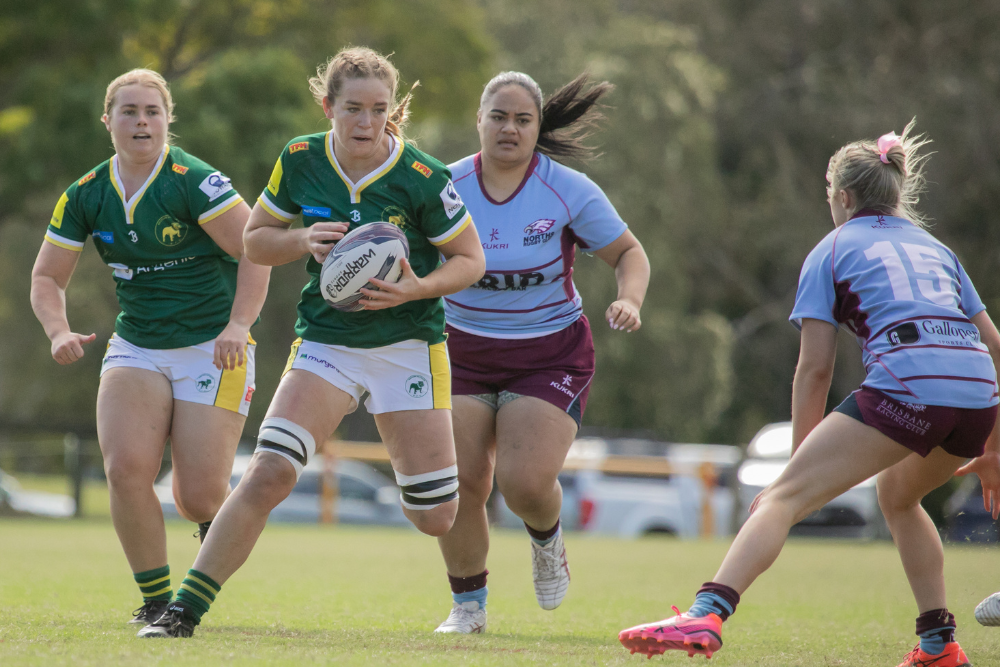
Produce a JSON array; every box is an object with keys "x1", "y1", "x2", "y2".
[{"x1": 618, "y1": 607, "x2": 723, "y2": 659}]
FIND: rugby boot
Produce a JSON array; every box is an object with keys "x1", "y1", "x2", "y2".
[
  {"x1": 975, "y1": 592, "x2": 1000, "y2": 626},
  {"x1": 619, "y1": 606, "x2": 723, "y2": 659},
  {"x1": 897, "y1": 642, "x2": 971, "y2": 667},
  {"x1": 434, "y1": 601, "x2": 487, "y2": 634},
  {"x1": 136, "y1": 603, "x2": 198, "y2": 638},
  {"x1": 531, "y1": 528, "x2": 570, "y2": 610},
  {"x1": 128, "y1": 599, "x2": 169, "y2": 625},
  {"x1": 196, "y1": 521, "x2": 212, "y2": 544}
]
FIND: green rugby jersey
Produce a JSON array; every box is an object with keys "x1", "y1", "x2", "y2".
[
  {"x1": 258, "y1": 132, "x2": 472, "y2": 348},
  {"x1": 45, "y1": 145, "x2": 245, "y2": 349}
]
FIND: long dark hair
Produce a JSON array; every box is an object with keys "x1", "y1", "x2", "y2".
[{"x1": 480, "y1": 71, "x2": 614, "y2": 161}]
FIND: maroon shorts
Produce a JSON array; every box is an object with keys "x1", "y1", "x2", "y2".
[
  {"x1": 447, "y1": 316, "x2": 596, "y2": 427},
  {"x1": 834, "y1": 386, "x2": 998, "y2": 458}
]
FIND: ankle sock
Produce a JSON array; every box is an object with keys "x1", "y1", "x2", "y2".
[
  {"x1": 449, "y1": 570, "x2": 488, "y2": 608},
  {"x1": 525, "y1": 519, "x2": 560, "y2": 545},
  {"x1": 687, "y1": 582, "x2": 741, "y2": 622},
  {"x1": 134, "y1": 565, "x2": 171, "y2": 602},
  {"x1": 916, "y1": 608, "x2": 955, "y2": 655},
  {"x1": 174, "y1": 569, "x2": 221, "y2": 624}
]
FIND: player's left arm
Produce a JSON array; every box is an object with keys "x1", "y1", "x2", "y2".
[
  {"x1": 955, "y1": 309, "x2": 1000, "y2": 520},
  {"x1": 361, "y1": 221, "x2": 485, "y2": 310},
  {"x1": 593, "y1": 230, "x2": 650, "y2": 333},
  {"x1": 201, "y1": 201, "x2": 272, "y2": 371}
]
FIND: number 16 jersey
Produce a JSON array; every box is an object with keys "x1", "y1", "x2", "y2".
[{"x1": 790, "y1": 210, "x2": 998, "y2": 408}]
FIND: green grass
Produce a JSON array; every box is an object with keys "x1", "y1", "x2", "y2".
[{"x1": 1, "y1": 521, "x2": 999, "y2": 666}]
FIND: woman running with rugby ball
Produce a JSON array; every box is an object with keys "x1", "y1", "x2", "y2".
[
  {"x1": 433, "y1": 72, "x2": 650, "y2": 633},
  {"x1": 619, "y1": 122, "x2": 1000, "y2": 667},
  {"x1": 138, "y1": 47, "x2": 485, "y2": 638},
  {"x1": 30, "y1": 69, "x2": 270, "y2": 626}
]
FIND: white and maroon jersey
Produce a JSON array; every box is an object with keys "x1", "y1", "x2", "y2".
[
  {"x1": 790, "y1": 210, "x2": 998, "y2": 408},
  {"x1": 445, "y1": 152, "x2": 627, "y2": 338}
]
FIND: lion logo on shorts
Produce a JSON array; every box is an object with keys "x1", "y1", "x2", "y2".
[{"x1": 405, "y1": 374, "x2": 428, "y2": 399}]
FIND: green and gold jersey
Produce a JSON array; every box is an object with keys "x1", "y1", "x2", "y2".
[
  {"x1": 258, "y1": 132, "x2": 472, "y2": 348},
  {"x1": 45, "y1": 145, "x2": 245, "y2": 349}
]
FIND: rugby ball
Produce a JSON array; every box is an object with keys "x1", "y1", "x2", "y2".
[{"x1": 320, "y1": 222, "x2": 409, "y2": 312}]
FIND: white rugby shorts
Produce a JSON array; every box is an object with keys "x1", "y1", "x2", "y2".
[
  {"x1": 101, "y1": 333, "x2": 256, "y2": 415},
  {"x1": 283, "y1": 338, "x2": 451, "y2": 414}
]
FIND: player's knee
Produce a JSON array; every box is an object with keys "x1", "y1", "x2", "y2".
[
  {"x1": 103, "y1": 453, "x2": 158, "y2": 491},
  {"x1": 173, "y1": 484, "x2": 228, "y2": 523},
  {"x1": 246, "y1": 417, "x2": 316, "y2": 504},
  {"x1": 457, "y1": 468, "x2": 493, "y2": 507},
  {"x1": 875, "y1": 472, "x2": 919, "y2": 518},
  {"x1": 496, "y1": 473, "x2": 555, "y2": 513},
  {"x1": 396, "y1": 464, "x2": 459, "y2": 535}
]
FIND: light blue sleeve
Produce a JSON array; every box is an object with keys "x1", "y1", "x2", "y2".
[
  {"x1": 789, "y1": 236, "x2": 838, "y2": 330},
  {"x1": 566, "y1": 173, "x2": 627, "y2": 251},
  {"x1": 956, "y1": 258, "x2": 987, "y2": 319}
]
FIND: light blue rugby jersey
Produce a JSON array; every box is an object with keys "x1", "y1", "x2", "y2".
[
  {"x1": 790, "y1": 210, "x2": 998, "y2": 408},
  {"x1": 445, "y1": 153, "x2": 627, "y2": 338}
]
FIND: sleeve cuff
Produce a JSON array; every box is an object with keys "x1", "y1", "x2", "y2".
[
  {"x1": 44, "y1": 231, "x2": 85, "y2": 252},
  {"x1": 198, "y1": 194, "x2": 244, "y2": 224},
  {"x1": 428, "y1": 211, "x2": 472, "y2": 246},
  {"x1": 257, "y1": 193, "x2": 297, "y2": 222}
]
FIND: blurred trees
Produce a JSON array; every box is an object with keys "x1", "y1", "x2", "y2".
[{"x1": 3, "y1": 0, "x2": 1000, "y2": 446}]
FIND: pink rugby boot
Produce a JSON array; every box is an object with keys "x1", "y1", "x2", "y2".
[{"x1": 619, "y1": 606, "x2": 723, "y2": 659}]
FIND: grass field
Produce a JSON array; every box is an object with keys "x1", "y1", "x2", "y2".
[{"x1": 1, "y1": 518, "x2": 999, "y2": 666}]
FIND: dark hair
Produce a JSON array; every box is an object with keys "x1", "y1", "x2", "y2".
[{"x1": 480, "y1": 72, "x2": 614, "y2": 161}]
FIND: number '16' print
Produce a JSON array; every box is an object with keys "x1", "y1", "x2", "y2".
[{"x1": 863, "y1": 241, "x2": 956, "y2": 306}]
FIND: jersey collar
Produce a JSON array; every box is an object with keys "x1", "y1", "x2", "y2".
[
  {"x1": 110, "y1": 145, "x2": 170, "y2": 225},
  {"x1": 474, "y1": 152, "x2": 539, "y2": 206},
  {"x1": 325, "y1": 131, "x2": 403, "y2": 204}
]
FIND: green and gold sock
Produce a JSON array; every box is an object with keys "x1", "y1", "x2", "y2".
[
  {"x1": 134, "y1": 565, "x2": 171, "y2": 602},
  {"x1": 175, "y1": 569, "x2": 221, "y2": 623}
]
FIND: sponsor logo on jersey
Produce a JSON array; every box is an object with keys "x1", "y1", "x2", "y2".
[
  {"x1": 78, "y1": 172, "x2": 96, "y2": 186},
  {"x1": 439, "y1": 179, "x2": 464, "y2": 219},
  {"x1": 289, "y1": 142, "x2": 309, "y2": 153},
  {"x1": 195, "y1": 374, "x2": 216, "y2": 393},
  {"x1": 155, "y1": 216, "x2": 188, "y2": 246},
  {"x1": 199, "y1": 171, "x2": 234, "y2": 201},
  {"x1": 886, "y1": 322, "x2": 920, "y2": 347},
  {"x1": 919, "y1": 319, "x2": 981, "y2": 343},
  {"x1": 405, "y1": 374, "x2": 429, "y2": 398},
  {"x1": 92, "y1": 230, "x2": 114, "y2": 243},
  {"x1": 411, "y1": 161, "x2": 433, "y2": 178},
  {"x1": 302, "y1": 205, "x2": 332, "y2": 218},
  {"x1": 171, "y1": 163, "x2": 189, "y2": 175},
  {"x1": 482, "y1": 228, "x2": 509, "y2": 250},
  {"x1": 870, "y1": 214, "x2": 903, "y2": 229},
  {"x1": 474, "y1": 272, "x2": 544, "y2": 291}
]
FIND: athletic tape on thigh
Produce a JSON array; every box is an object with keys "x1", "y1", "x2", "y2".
[
  {"x1": 394, "y1": 465, "x2": 459, "y2": 511},
  {"x1": 255, "y1": 417, "x2": 316, "y2": 480}
]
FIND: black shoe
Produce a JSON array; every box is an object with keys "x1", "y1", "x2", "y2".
[
  {"x1": 128, "y1": 599, "x2": 170, "y2": 625},
  {"x1": 196, "y1": 521, "x2": 212, "y2": 544},
  {"x1": 136, "y1": 603, "x2": 198, "y2": 638}
]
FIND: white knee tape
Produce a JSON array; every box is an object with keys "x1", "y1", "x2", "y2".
[
  {"x1": 395, "y1": 465, "x2": 459, "y2": 511},
  {"x1": 255, "y1": 417, "x2": 316, "y2": 481}
]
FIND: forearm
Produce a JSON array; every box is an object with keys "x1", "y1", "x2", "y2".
[
  {"x1": 614, "y1": 245, "x2": 650, "y2": 308},
  {"x1": 790, "y1": 367, "x2": 833, "y2": 454},
  {"x1": 418, "y1": 254, "x2": 485, "y2": 299},
  {"x1": 244, "y1": 225, "x2": 308, "y2": 267},
  {"x1": 30, "y1": 276, "x2": 72, "y2": 340},
  {"x1": 227, "y1": 257, "x2": 271, "y2": 327}
]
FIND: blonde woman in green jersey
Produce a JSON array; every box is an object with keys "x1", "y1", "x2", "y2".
[
  {"x1": 138, "y1": 47, "x2": 485, "y2": 639},
  {"x1": 29, "y1": 69, "x2": 271, "y2": 626}
]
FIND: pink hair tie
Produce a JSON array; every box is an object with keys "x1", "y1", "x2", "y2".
[{"x1": 877, "y1": 131, "x2": 902, "y2": 164}]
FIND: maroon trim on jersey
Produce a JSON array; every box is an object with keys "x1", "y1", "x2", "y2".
[
  {"x1": 558, "y1": 227, "x2": 579, "y2": 301},
  {"x1": 473, "y1": 152, "x2": 540, "y2": 205},
  {"x1": 899, "y1": 375, "x2": 998, "y2": 385},
  {"x1": 848, "y1": 208, "x2": 889, "y2": 221},
  {"x1": 869, "y1": 315, "x2": 974, "y2": 343},
  {"x1": 833, "y1": 280, "x2": 871, "y2": 339},
  {"x1": 482, "y1": 255, "x2": 562, "y2": 275},
  {"x1": 879, "y1": 344, "x2": 991, "y2": 357},
  {"x1": 444, "y1": 297, "x2": 571, "y2": 314}
]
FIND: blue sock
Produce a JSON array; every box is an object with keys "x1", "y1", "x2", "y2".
[
  {"x1": 453, "y1": 586, "x2": 487, "y2": 609},
  {"x1": 687, "y1": 592, "x2": 734, "y2": 619},
  {"x1": 919, "y1": 627, "x2": 949, "y2": 655}
]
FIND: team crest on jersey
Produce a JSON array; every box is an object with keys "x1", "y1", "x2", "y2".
[
  {"x1": 199, "y1": 171, "x2": 233, "y2": 201},
  {"x1": 171, "y1": 164, "x2": 189, "y2": 175},
  {"x1": 289, "y1": 142, "x2": 309, "y2": 153},
  {"x1": 155, "y1": 216, "x2": 188, "y2": 247},
  {"x1": 78, "y1": 172, "x2": 96, "y2": 186},
  {"x1": 382, "y1": 205, "x2": 408, "y2": 230},
  {"x1": 523, "y1": 219, "x2": 556, "y2": 247},
  {"x1": 411, "y1": 161, "x2": 433, "y2": 178}
]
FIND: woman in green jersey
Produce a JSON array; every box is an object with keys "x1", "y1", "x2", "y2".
[
  {"x1": 29, "y1": 69, "x2": 271, "y2": 625},
  {"x1": 137, "y1": 47, "x2": 486, "y2": 638}
]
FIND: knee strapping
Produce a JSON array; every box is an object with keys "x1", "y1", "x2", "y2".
[
  {"x1": 395, "y1": 465, "x2": 459, "y2": 510},
  {"x1": 255, "y1": 417, "x2": 316, "y2": 480}
]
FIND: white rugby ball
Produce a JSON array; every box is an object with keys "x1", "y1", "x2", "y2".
[{"x1": 320, "y1": 222, "x2": 409, "y2": 312}]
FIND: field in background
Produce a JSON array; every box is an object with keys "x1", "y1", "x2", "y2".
[{"x1": 1, "y1": 521, "x2": 999, "y2": 666}]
